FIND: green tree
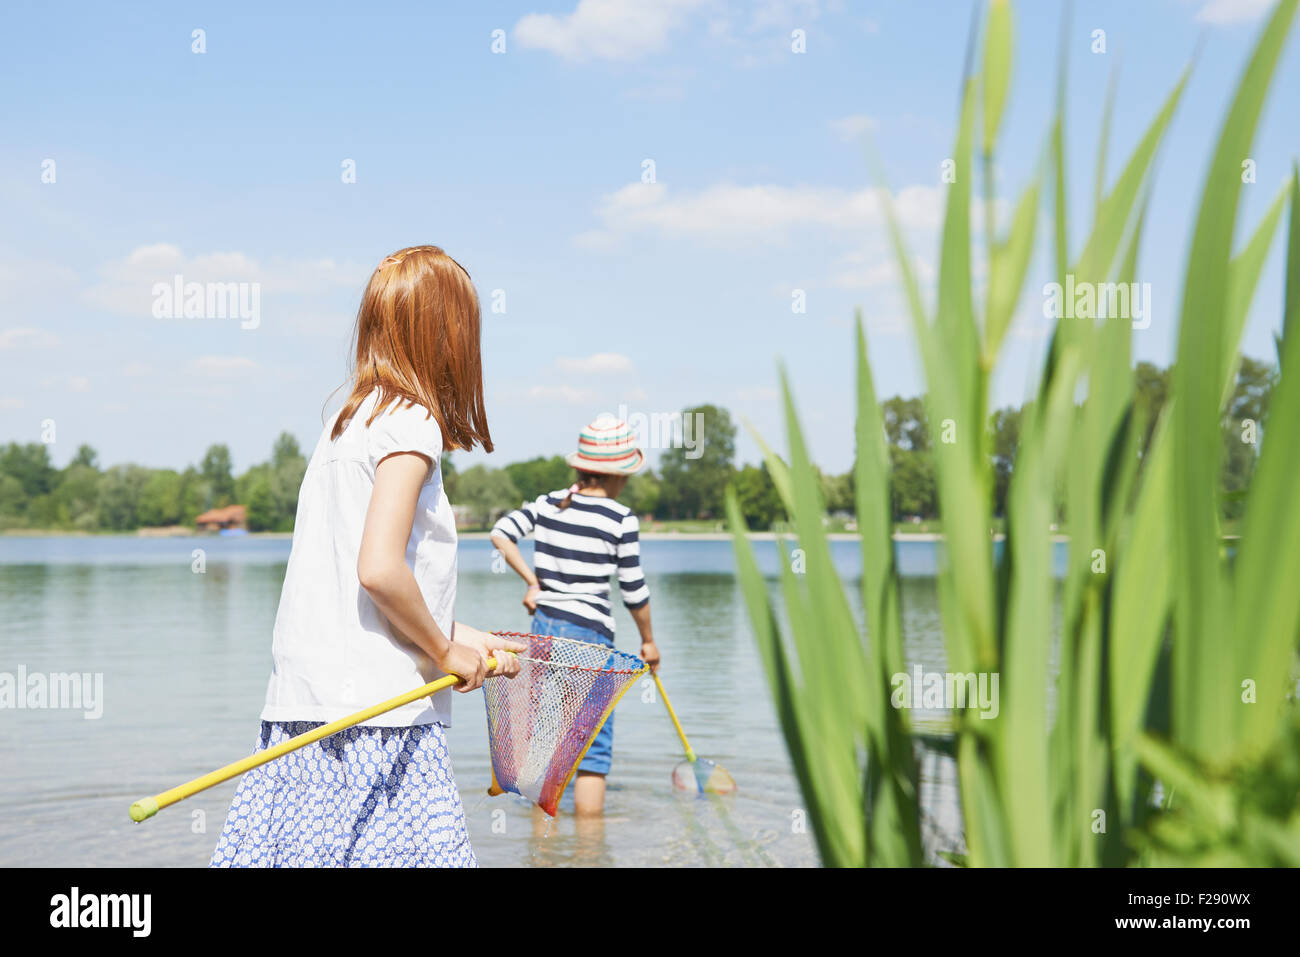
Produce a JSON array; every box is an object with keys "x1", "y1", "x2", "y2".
[
  {"x1": 1220, "y1": 356, "x2": 1276, "y2": 520},
  {"x1": 242, "y1": 466, "x2": 277, "y2": 532},
  {"x1": 988, "y1": 406, "x2": 1022, "y2": 517},
  {"x1": 733, "y1": 463, "x2": 785, "y2": 531},
  {"x1": 55, "y1": 462, "x2": 101, "y2": 529},
  {"x1": 0, "y1": 442, "x2": 58, "y2": 498},
  {"x1": 200, "y1": 444, "x2": 235, "y2": 507},
  {"x1": 268, "y1": 432, "x2": 307, "y2": 530},
  {"x1": 271, "y1": 433, "x2": 300, "y2": 468},
  {"x1": 880, "y1": 396, "x2": 930, "y2": 451},
  {"x1": 138, "y1": 469, "x2": 183, "y2": 526},
  {"x1": 178, "y1": 467, "x2": 209, "y2": 525},
  {"x1": 624, "y1": 469, "x2": 662, "y2": 517},
  {"x1": 453, "y1": 465, "x2": 520, "y2": 528},
  {"x1": 878, "y1": 396, "x2": 937, "y2": 521},
  {"x1": 96, "y1": 465, "x2": 151, "y2": 531},
  {"x1": 235, "y1": 461, "x2": 262, "y2": 505},
  {"x1": 0, "y1": 442, "x2": 58, "y2": 526},
  {"x1": 504, "y1": 455, "x2": 572, "y2": 504},
  {"x1": 1134, "y1": 361, "x2": 1171, "y2": 457},
  {"x1": 71, "y1": 444, "x2": 98, "y2": 469},
  {"x1": 821, "y1": 471, "x2": 854, "y2": 513},
  {"x1": 658, "y1": 404, "x2": 736, "y2": 519},
  {"x1": 0, "y1": 475, "x2": 24, "y2": 529},
  {"x1": 889, "y1": 446, "x2": 936, "y2": 520}
]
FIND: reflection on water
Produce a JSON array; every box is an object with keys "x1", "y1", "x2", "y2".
[{"x1": 0, "y1": 535, "x2": 1066, "y2": 867}]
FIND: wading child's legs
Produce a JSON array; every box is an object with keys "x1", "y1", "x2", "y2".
[
  {"x1": 531, "y1": 607, "x2": 616, "y2": 814},
  {"x1": 574, "y1": 771, "x2": 607, "y2": 816}
]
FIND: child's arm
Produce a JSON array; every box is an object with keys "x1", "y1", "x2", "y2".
[
  {"x1": 491, "y1": 533, "x2": 542, "y2": 611},
  {"x1": 490, "y1": 499, "x2": 543, "y2": 611},
  {"x1": 359, "y1": 452, "x2": 523, "y2": 690},
  {"x1": 628, "y1": 602, "x2": 659, "y2": 673},
  {"x1": 616, "y1": 512, "x2": 659, "y2": 672}
]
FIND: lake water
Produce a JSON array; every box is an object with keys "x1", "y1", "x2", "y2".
[{"x1": 0, "y1": 535, "x2": 1064, "y2": 868}]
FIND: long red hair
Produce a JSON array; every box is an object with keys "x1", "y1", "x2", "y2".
[{"x1": 330, "y1": 245, "x2": 493, "y2": 452}]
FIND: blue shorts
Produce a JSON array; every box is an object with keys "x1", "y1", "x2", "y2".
[{"x1": 530, "y1": 607, "x2": 615, "y2": 776}]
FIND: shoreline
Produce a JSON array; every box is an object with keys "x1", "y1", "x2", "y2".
[
  {"x1": 0, "y1": 529, "x2": 1242, "y2": 544},
  {"x1": 3, "y1": 528, "x2": 1058, "y2": 543}
]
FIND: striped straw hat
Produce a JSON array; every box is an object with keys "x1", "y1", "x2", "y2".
[{"x1": 565, "y1": 414, "x2": 645, "y2": 475}]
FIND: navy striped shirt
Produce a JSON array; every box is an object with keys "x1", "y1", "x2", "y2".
[{"x1": 490, "y1": 490, "x2": 649, "y2": 640}]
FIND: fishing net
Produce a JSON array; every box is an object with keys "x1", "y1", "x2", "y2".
[
  {"x1": 484, "y1": 631, "x2": 646, "y2": 816},
  {"x1": 672, "y1": 756, "x2": 737, "y2": 794}
]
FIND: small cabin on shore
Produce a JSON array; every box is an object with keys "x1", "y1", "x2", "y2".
[{"x1": 195, "y1": 504, "x2": 247, "y2": 532}]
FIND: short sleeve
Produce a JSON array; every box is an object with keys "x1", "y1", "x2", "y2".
[
  {"x1": 366, "y1": 400, "x2": 443, "y2": 484},
  {"x1": 616, "y1": 512, "x2": 649, "y2": 608},
  {"x1": 492, "y1": 496, "x2": 543, "y2": 542}
]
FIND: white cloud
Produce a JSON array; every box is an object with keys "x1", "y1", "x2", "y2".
[
  {"x1": 623, "y1": 66, "x2": 695, "y2": 101},
  {"x1": 623, "y1": 80, "x2": 688, "y2": 100},
  {"x1": 191, "y1": 356, "x2": 259, "y2": 377},
  {"x1": 556, "y1": 352, "x2": 634, "y2": 374},
  {"x1": 587, "y1": 181, "x2": 944, "y2": 244},
  {"x1": 125, "y1": 243, "x2": 184, "y2": 269},
  {"x1": 84, "y1": 246, "x2": 369, "y2": 318},
  {"x1": 515, "y1": 0, "x2": 706, "y2": 61},
  {"x1": 830, "y1": 114, "x2": 877, "y2": 142},
  {"x1": 748, "y1": 0, "x2": 825, "y2": 31},
  {"x1": 833, "y1": 253, "x2": 935, "y2": 290},
  {"x1": 123, "y1": 362, "x2": 151, "y2": 377},
  {"x1": 1195, "y1": 0, "x2": 1273, "y2": 24},
  {"x1": 527, "y1": 384, "x2": 600, "y2": 403},
  {"x1": 0, "y1": 397, "x2": 25, "y2": 410},
  {"x1": 0, "y1": 260, "x2": 81, "y2": 304},
  {"x1": 572, "y1": 229, "x2": 618, "y2": 251},
  {"x1": 0, "y1": 327, "x2": 60, "y2": 349},
  {"x1": 859, "y1": 311, "x2": 909, "y2": 334},
  {"x1": 38, "y1": 374, "x2": 94, "y2": 392},
  {"x1": 263, "y1": 257, "x2": 371, "y2": 295},
  {"x1": 278, "y1": 308, "x2": 356, "y2": 339}
]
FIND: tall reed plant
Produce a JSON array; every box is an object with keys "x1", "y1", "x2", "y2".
[{"x1": 728, "y1": 0, "x2": 1300, "y2": 867}]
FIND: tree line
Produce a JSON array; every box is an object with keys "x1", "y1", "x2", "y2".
[
  {"x1": 0, "y1": 357, "x2": 1273, "y2": 534},
  {"x1": 0, "y1": 435, "x2": 308, "y2": 532},
  {"x1": 443, "y1": 404, "x2": 793, "y2": 528}
]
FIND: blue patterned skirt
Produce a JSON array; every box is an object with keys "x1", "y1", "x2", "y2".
[{"x1": 209, "y1": 721, "x2": 476, "y2": 868}]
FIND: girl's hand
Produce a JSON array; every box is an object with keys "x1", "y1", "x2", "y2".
[
  {"x1": 438, "y1": 641, "x2": 489, "y2": 693},
  {"x1": 523, "y1": 584, "x2": 541, "y2": 613},
  {"x1": 640, "y1": 640, "x2": 661, "y2": 674},
  {"x1": 451, "y1": 623, "x2": 526, "y2": 683}
]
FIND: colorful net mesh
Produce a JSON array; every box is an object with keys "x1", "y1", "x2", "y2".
[
  {"x1": 484, "y1": 631, "x2": 646, "y2": 816},
  {"x1": 672, "y1": 756, "x2": 738, "y2": 795}
]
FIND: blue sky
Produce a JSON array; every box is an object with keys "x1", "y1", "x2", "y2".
[{"x1": 1, "y1": 0, "x2": 1296, "y2": 477}]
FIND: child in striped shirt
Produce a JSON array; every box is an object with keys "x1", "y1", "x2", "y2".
[{"x1": 490, "y1": 414, "x2": 660, "y2": 815}]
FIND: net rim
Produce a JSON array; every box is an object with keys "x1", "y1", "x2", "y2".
[{"x1": 490, "y1": 630, "x2": 645, "y2": 676}]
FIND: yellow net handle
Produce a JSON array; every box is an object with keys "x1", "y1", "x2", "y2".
[
  {"x1": 654, "y1": 672, "x2": 697, "y2": 763},
  {"x1": 129, "y1": 656, "x2": 504, "y2": 822}
]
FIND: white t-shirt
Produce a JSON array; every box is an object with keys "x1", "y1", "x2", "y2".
[{"x1": 260, "y1": 389, "x2": 456, "y2": 727}]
